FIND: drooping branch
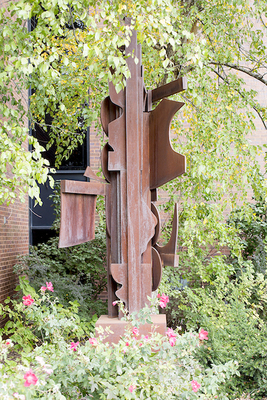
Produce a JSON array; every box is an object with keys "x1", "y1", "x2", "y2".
[
  {"x1": 67, "y1": 4, "x2": 80, "y2": 46},
  {"x1": 196, "y1": 15, "x2": 267, "y2": 87},
  {"x1": 210, "y1": 61, "x2": 267, "y2": 86},
  {"x1": 180, "y1": 93, "x2": 199, "y2": 112},
  {"x1": 209, "y1": 65, "x2": 267, "y2": 130},
  {"x1": 260, "y1": 16, "x2": 267, "y2": 29}
]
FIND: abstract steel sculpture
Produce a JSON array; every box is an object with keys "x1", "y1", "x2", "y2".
[{"x1": 59, "y1": 25, "x2": 186, "y2": 322}]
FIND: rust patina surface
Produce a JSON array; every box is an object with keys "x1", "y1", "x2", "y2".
[{"x1": 59, "y1": 27, "x2": 186, "y2": 319}]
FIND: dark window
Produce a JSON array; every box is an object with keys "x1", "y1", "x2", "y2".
[{"x1": 33, "y1": 120, "x2": 88, "y2": 170}]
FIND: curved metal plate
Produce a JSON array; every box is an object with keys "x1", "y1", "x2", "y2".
[
  {"x1": 149, "y1": 99, "x2": 186, "y2": 190},
  {"x1": 108, "y1": 113, "x2": 126, "y2": 171},
  {"x1": 140, "y1": 197, "x2": 157, "y2": 254},
  {"x1": 151, "y1": 202, "x2": 161, "y2": 246},
  {"x1": 105, "y1": 185, "x2": 111, "y2": 238},
  {"x1": 101, "y1": 142, "x2": 111, "y2": 183},
  {"x1": 100, "y1": 96, "x2": 117, "y2": 136},
  {"x1": 110, "y1": 263, "x2": 128, "y2": 305},
  {"x1": 109, "y1": 82, "x2": 125, "y2": 109},
  {"x1": 59, "y1": 192, "x2": 96, "y2": 248},
  {"x1": 154, "y1": 203, "x2": 179, "y2": 267},
  {"x1": 152, "y1": 247, "x2": 162, "y2": 291}
]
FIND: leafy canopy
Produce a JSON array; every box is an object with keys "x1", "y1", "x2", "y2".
[{"x1": 0, "y1": 0, "x2": 266, "y2": 213}]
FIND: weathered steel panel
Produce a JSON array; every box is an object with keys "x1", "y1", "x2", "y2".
[
  {"x1": 151, "y1": 77, "x2": 187, "y2": 103},
  {"x1": 149, "y1": 99, "x2": 186, "y2": 190},
  {"x1": 59, "y1": 193, "x2": 97, "y2": 248}
]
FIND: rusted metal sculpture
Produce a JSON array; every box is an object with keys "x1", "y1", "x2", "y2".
[{"x1": 59, "y1": 26, "x2": 186, "y2": 321}]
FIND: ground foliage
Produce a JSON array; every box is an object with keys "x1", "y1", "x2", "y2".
[
  {"x1": 0, "y1": 0, "x2": 267, "y2": 205},
  {"x1": 0, "y1": 281, "x2": 239, "y2": 399}
]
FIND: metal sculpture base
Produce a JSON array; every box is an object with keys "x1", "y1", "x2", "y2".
[{"x1": 95, "y1": 314, "x2": 166, "y2": 344}]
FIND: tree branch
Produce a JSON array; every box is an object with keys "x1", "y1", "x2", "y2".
[
  {"x1": 209, "y1": 66, "x2": 267, "y2": 129},
  {"x1": 180, "y1": 93, "x2": 200, "y2": 112},
  {"x1": 68, "y1": 5, "x2": 80, "y2": 46},
  {"x1": 260, "y1": 16, "x2": 267, "y2": 29},
  {"x1": 210, "y1": 61, "x2": 267, "y2": 86}
]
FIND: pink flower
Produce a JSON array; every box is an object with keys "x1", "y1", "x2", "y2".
[
  {"x1": 159, "y1": 293, "x2": 169, "y2": 308},
  {"x1": 166, "y1": 328, "x2": 177, "y2": 338},
  {"x1": 199, "y1": 329, "x2": 208, "y2": 341},
  {"x1": 132, "y1": 327, "x2": 139, "y2": 336},
  {"x1": 70, "y1": 341, "x2": 79, "y2": 351},
  {"x1": 125, "y1": 342, "x2": 130, "y2": 346},
  {"x1": 169, "y1": 336, "x2": 176, "y2": 347},
  {"x1": 129, "y1": 385, "x2": 136, "y2": 393},
  {"x1": 46, "y1": 282, "x2": 54, "y2": 292},
  {"x1": 22, "y1": 295, "x2": 34, "y2": 306},
  {"x1": 139, "y1": 342, "x2": 142, "y2": 347},
  {"x1": 191, "y1": 380, "x2": 201, "y2": 392},
  {"x1": 23, "y1": 369, "x2": 38, "y2": 387},
  {"x1": 112, "y1": 301, "x2": 117, "y2": 306},
  {"x1": 41, "y1": 282, "x2": 54, "y2": 292},
  {"x1": 89, "y1": 338, "x2": 98, "y2": 346},
  {"x1": 157, "y1": 293, "x2": 161, "y2": 298}
]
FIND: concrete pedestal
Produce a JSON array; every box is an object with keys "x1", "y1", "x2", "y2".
[{"x1": 95, "y1": 314, "x2": 167, "y2": 344}]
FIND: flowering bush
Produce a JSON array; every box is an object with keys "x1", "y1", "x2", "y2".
[
  {"x1": 0, "y1": 276, "x2": 96, "y2": 352},
  {"x1": 0, "y1": 283, "x2": 238, "y2": 399},
  {"x1": 14, "y1": 228, "x2": 107, "y2": 319}
]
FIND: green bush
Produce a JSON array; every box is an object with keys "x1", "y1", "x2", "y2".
[
  {"x1": 228, "y1": 195, "x2": 267, "y2": 275},
  {"x1": 0, "y1": 276, "x2": 96, "y2": 353},
  {"x1": 165, "y1": 267, "x2": 267, "y2": 398},
  {"x1": 159, "y1": 189, "x2": 267, "y2": 397},
  {"x1": 14, "y1": 226, "x2": 107, "y2": 319}
]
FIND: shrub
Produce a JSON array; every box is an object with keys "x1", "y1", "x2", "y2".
[
  {"x1": 166, "y1": 267, "x2": 267, "y2": 398},
  {"x1": 160, "y1": 192, "x2": 267, "y2": 397},
  {"x1": 14, "y1": 226, "x2": 107, "y2": 319},
  {"x1": 0, "y1": 280, "x2": 238, "y2": 400},
  {"x1": 0, "y1": 276, "x2": 96, "y2": 353},
  {"x1": 228, "y1": 195, "x2": 267, "y2": 275}
]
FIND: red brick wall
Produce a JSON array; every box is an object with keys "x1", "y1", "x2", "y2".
[
  {"x1": 0, "y1": 199, "x2": 29, "y2": 302},
  {"x1": 90, "y1": 123, "x2": 104, "y2": 172},
  {"x1": 0, "y1": 0, "x2": 29, "y2": 324},
  {"x1": 0, "y1": 135, "x2": 29, "y2": 326}
]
